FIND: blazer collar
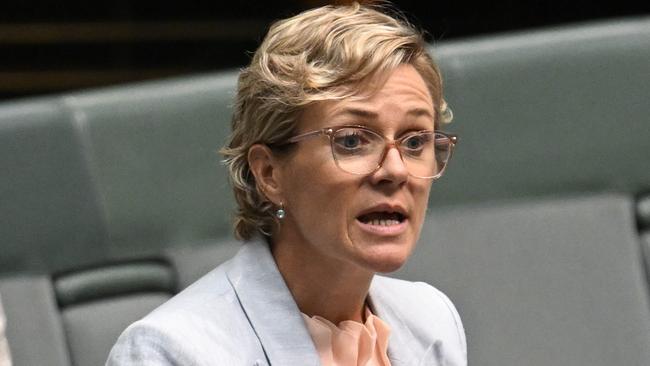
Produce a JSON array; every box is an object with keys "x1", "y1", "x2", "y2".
[{"x1": 225, "y1": 239, "x2": 321, "y2": 366}]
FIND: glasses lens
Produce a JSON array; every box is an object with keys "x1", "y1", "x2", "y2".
[
  {"x1": 330, "y1": 128, "x2": 455, "y2": 179},
  {"x1": 331, "y1": 127, "x2": 384, "y2": 174},
  {"x1": 401, "y1": 132, "x2": 453, "y2": 179},
  {"x1": 434, "y1": 132, "x2": 453, "y2": 177}
]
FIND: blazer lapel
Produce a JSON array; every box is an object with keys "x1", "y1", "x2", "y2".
[
  {"x1": 369, "y1": 278, "x2": 443, "y2": 366},
  {"x1": 225, "y1": 239, "x2": 321, "y2": 366}
]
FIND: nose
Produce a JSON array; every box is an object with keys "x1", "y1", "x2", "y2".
[{"x1": 370, "y1": 145, "x2": 409, "y2": 185}]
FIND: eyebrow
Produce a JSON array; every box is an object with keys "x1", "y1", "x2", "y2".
[
  {"x1": 335, "y1": 107, "x2": 433, "y2": 119},
  {"x1": 336, "y1": 107, "x2": 378, "y2": 119},
  {"x1": 406, "y1": 108, "x2": 434, "y2": 119}
]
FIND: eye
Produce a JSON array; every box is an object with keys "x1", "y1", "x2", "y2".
[
  {"x1": 331, "y1": 128, "x2": 383, "y2": 159},
  {"x1": 332, "y1": 128, "x2": 372, "y2": 151},
  {"x1": 402, "y1": 133, "x2": 431, "y2": 152},
  {"x1": 342, "y1": 133, "x2": 362, "y2": 148}
]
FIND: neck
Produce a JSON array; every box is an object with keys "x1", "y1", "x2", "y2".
[{"x1": 271, "y1": 236, "x2": 374, "y2": 324}]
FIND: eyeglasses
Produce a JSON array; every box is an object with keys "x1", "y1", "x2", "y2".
[{"x1": 285, "y1": 125, "x2": 458, "y2": 179}]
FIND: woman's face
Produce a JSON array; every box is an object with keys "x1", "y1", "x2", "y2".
[{"x1": 276, "y1": 64, "x2": 434, "y2": 273}]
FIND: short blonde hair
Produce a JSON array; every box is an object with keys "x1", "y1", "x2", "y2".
[{"x1": 221, "y1": 2, "x2": 451, "y2": 240}]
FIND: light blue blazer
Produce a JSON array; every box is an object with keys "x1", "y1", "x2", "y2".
[{"x1": 106, "y1": 240, "x2": 467, "y2": 366}]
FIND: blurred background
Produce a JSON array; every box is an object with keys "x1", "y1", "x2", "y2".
[{"x1": 1, "y1": 0, "x2": 648, "y2": 101}]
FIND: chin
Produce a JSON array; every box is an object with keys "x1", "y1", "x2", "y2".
[{"x1": 357, "y1": 244, "x2": 413, "y2": 274}]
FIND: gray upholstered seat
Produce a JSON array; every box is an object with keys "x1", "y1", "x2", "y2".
[
  {"x1": 0, "y1": 99, "x2": 108, "y2": 275},
  {"x1": 398, "y1": 194, "x2": 650, "y2": 366},
  {"x1": 428, "y1": 17, "x2": 650, "y2": 206},
  {"x1": 61, "y1": 73, "x2": 238, "y2": 259},
  {"x1": 0, "y1": 240, "x2": 240, "y2": 366}
]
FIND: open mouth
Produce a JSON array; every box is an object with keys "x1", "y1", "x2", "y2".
[{"x1": 357, "y1": 211, "x2": 406, "y2": 226}]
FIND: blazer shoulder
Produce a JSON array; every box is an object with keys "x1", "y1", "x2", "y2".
[
  {"x1": 107, "y1": 262, "x2": 263, "y2": 365},
  {"x1": 106, "y1": 319, "x2": 191, "y2": 365}
]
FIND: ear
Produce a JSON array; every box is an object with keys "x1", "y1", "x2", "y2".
[{"x1": 248, "y1": 144, "x2": 284, "y2": 205}]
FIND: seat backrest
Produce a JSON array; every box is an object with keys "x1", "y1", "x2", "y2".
[
  {"x1": 397, "y1": 194, "x2": 650, "y2": 366},
  {"x1": 0, "y1": 73, "x2": 239, "y2": 277},
  {"x1": 0, "y1": 99, "x2": 109, "y2": 275},
  {"x1": 429, "y1": 17, "x2": 650, "y2": 206},
  {"x1": 61, "y1": 72, "x2": 238, "y2": 261}
]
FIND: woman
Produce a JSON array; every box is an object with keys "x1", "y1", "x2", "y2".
[{"x1": 108, "y1": 3, "x2": 465, "y2": 365}]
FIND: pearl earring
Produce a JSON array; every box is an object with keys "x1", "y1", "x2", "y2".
[{"x1": 275, "y1": 203, "x2": 286, "y2": 219}]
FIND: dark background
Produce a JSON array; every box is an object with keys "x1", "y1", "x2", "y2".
[{"x1": 1, "y1": 0, "x2": 648, "y2": 101}]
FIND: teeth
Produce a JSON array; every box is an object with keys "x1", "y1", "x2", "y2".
[{"x1": 369, "y1": 219, "x2": 400, "y2": 226}]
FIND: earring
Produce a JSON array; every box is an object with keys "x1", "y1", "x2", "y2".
[{"x1": 275, "y1": 202, "x2": 286, "y2": 219}]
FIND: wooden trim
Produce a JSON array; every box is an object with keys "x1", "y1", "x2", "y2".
[
  {"x1": 0, "y1": 21, "x2": 267, "y2": 44},
  {"x1": 0, "y1": 69, "x2": 194, "y2": 91}
]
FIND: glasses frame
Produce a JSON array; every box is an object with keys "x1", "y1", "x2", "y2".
[{"x1": 285, "y1": 125, "x2": 458, "y2": 180}]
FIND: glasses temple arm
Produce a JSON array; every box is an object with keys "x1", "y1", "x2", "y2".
[{"x1": 286, "y1": 129, "x2": 329, "y2": 144}]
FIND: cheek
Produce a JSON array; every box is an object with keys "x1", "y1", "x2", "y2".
[
  {"x1": 411, "y1": 182, "x2": 432, "y2": 224},
  {"x1": 284, "y1": 156, "x2": 356, "y2": 234}
]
